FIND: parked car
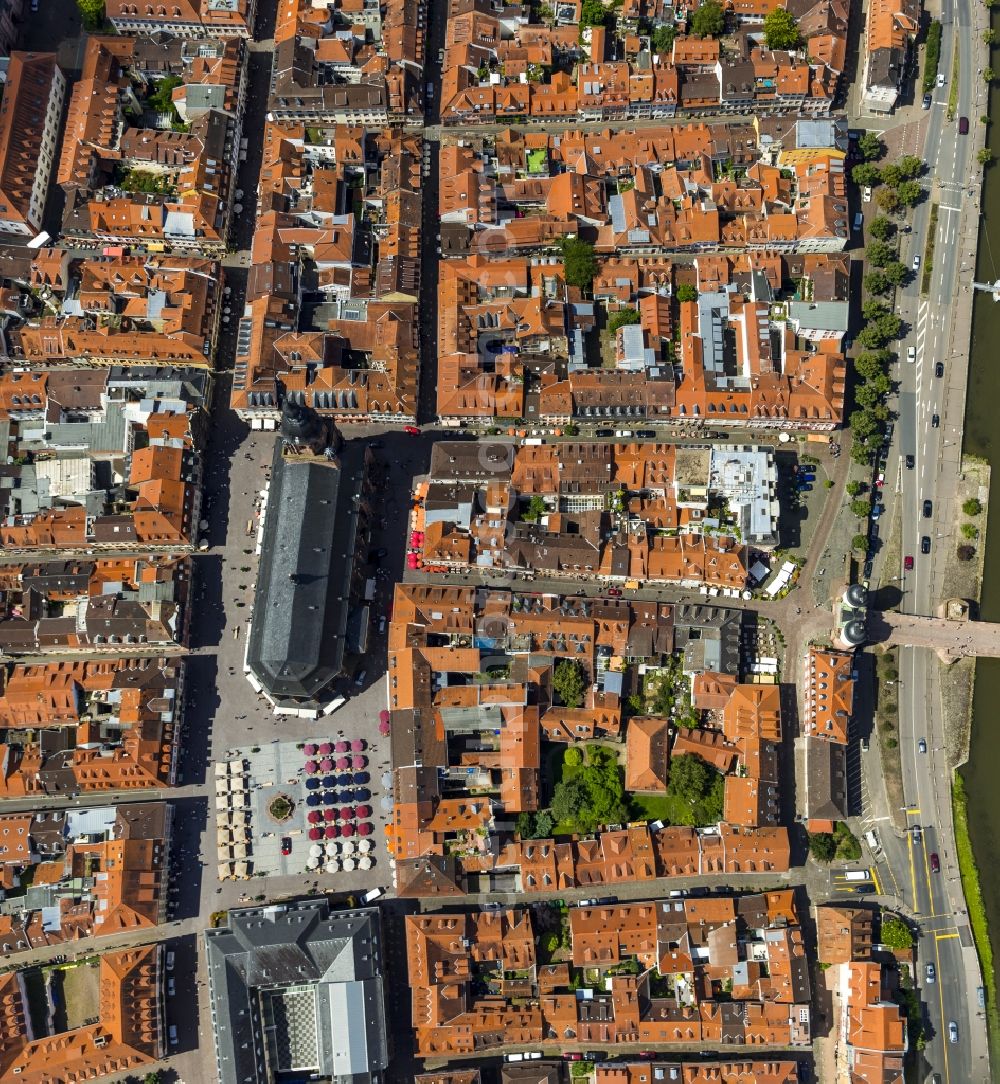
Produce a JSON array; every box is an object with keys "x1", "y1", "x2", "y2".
[
  {"x1": 931, "y1": 413, "x2": 940, "y2": 428},
  {"x1": 949, "y1": 1021, "x2": 959, "y2": 1043},
  {"x1": 912, "y1": 254, "x2": 921, "y2": 271},
  {"x1": 281, "y1": 837, "x2": 292, "y2": 856},
  {"x1": 904, "y1": 555, "x2": 914, "y2": 571},
  {"x1": 918, "y1": 737, "x2": 927, "y2": 753},
  {"x1": 403, "y1": 425, "x2": 421, "y2": 435},
  {"x1": 595, "y1": 428, "x2": 614, "y2": 437},
  {"x1": 905, "y1": 454, "x2": 915, "y2": 469},
  {"x1": 607, "y1": 587, "x2": 622, "y2": 596},
  {"x1": 935, "y1": 362, "x2": 944, "y2": 377},
  {"x1": 862, "y1": 185, "x2": 872, "y2": 203},
  {"x1": 922, "y1": 92, "x2": 932, "y2": 109},
  {"x1": 636, "y1": 429, "x2": 657, "y2": 439},
  {"x1": 907, "y1": 345, "x2": 917, "y2": 363},
  {"x1": 930, "y1": 852, "x2": 941, "y2": 873},
  {"x1": 923, "y1": 499, "x2": 933, "y2": 518},
  {"x1": 926, "y1": 962, "x2": 936, "y2": 984}
]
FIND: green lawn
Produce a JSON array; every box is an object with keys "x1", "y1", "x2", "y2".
[
  {"x1": 631, "y1": 793, "x2": 695, "y2": 823},
  {"x1": 526, "y1": 148, "x2": 548, "y2": 174}
]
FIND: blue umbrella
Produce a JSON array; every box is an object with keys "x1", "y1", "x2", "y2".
[
  {"x1": 306, "y1": 794, "x2": 320, "y2": 807},
  {"x1": 340, "y1": 789, "x2": 356, "y2": 803},
  {"x1": 354, "y1": 788, "x2": 371, "y2": 802},
  {"x1": 323, "y1": 791, "x2": 337, "y2": 805},
  {"x1": 305, "y1": 778, "x2": 320, "y2": 790},
  {"x1": 322, "y1": 775, "x2": 336, "y2": 788},
  {"x1": 353, "y1": 772, "x2": 370, "y2": 785},
  {"x1": 337, "y1": 773, "x2": 352, "y2": 786}
]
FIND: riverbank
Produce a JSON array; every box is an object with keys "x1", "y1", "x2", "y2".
[{"x1": 953, "y1": 772, "x2": 1000, "y2": 1062}]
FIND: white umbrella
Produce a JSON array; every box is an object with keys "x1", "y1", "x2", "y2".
[
  {"x1": 340, "y1": 840, "x2": 355, "y2": 857},
  {"x1": 230, "y1": 758, "x2": 247, "y2": 772},
  {"x1": 215, "y1": 796, "x2": 230, "y2": 811},
  {"x1": 235, "y1": 860, "x2": 251, "y2": 878},
  {"x1": 233, "y1": 843, "x2": 248, "y2": 859},
  {"x1": 324, "y1": 841, "x2": 339, "y2": 856},
  {"x1": 358, "y1": 856, "x2": 373, "y2": 871},
  {"x1": 218, "y1": 863, "x2": 231, "y2": 880},
  {"x1": 309, "y1": 844, "x2": 324, "y2": 858},
  {"x1": 358, "y1": 839, "x2": 372, "y2": 854},
  {"x1": 325, "y1": 859, "x2": 339, "y2": 873},
  {"x1": 306, "y1": 856, "x2": 320, "y2": 870},
  {"x1": 342, "y1": 857, "x2": 356, "y2": 872},
  {"x1": 215, "y1": 763, "x2": 228, "y2": 777},
  {"x1": 216, "y1": 829, "x2": 231, "y2": 845}
]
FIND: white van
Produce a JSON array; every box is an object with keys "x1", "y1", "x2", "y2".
[
  {"x1": 363, "y1": 888, "x2": 385, "y2": 904},
  {"x1": 864, "y1": 829, "x2": 881, "y2": 854}
]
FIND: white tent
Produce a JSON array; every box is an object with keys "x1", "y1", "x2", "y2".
[
  {"x1": 218, "y1": 863, "x2": 232, "y2": 880},
  {"x1": 215, "y1": 796, "x2": 230, "y2": 811},
  {"x1": 235, "y1": 860, "x2": 251, "y2": 878},
  {"x1": 215, "y1": 763, "x2": 229, "y2": 777},
  {"x1": 233, "y1": 843, "x2": 249, "y2": 859}
]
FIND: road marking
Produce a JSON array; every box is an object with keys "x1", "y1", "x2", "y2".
[
  {"x1": 905, "y1": 807, "x2": 921, "y2": 816},
  {"x1": 921, "y1": 833, "x2": 936, "y2": 920},
  {"x1": 939, "y1": 203, "x2": 961, "y2": 214},
  {"x1": 935, "y1": 932, "x2": 952, "y2": 1084},
  {"x1": 907, "y1": 832, "x2": 921, "y2": 916},
  {"x1": 871, "y1": 865, "x2": 884, "y2": 895},
  {"x1": 935, "y1": 931, "x2": 960, "y2": 940}
]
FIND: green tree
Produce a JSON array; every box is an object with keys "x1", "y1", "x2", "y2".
[
  {"x1": 689, "y1": 0, "x2": 726, "y2": 37},
  {"x1": 850, "y1": 499, "x2": 873, "y2": 518},
  {"x1": 580, "y1": 0, "x2": 608, "y2": 25},
  {"x1": 523, "y1": 494, "x2": 547, "y2": 522},
  {"x1": 763, "y1": 6, "x2": 800, "y2": 48},
  {"x1": 652, "y1": 24, "x2": 677, "y2": 52},
  {"x1": 875, "y1": 186, "x2": 901, "y2": 213},
  {"x1": 851, "y1": 162, "x2": 882, "y2": 187},
  {"x1": 984, "y1": 66, "x2": 996, "y2": 83},
  {"x1": 148, "y1": 75, "x2": 183, "y2": 115},
  {"x1": 855, "y1": 383, "x2": 884, "y2": 409},
  {"x1": 665, "y1": 754, "x2": 724, "y2": 825},
  {"x1": 896, "y1": 155, "x2": 924, "y2": 180},
  {"x1": 880, "y1": 163, "x2": 903, "y2": 188},
  {"x1": 961, "y1": 522, "x2": 979, "y2": 539},
  {"x1": 563, "y1": 746, "x2": 583, "y2": 769},
  {"x1": 867, "y1": 216, "x2": 894, "y2": 240},
  {"x1": 882, "y1": 261, "x2": 908, "y2": 286},
  {"x1": 560, "y1": 236, "x2": 597, "y2": 290},
  {"x1": 846, "y1": 480, "x2": 864, "y2": 496},
  {"x1": 880, "y1": 913, "x2": 914, "y2": 949},
  {"x1": 834, "y1": 821, "x2": 863, "y2": 860},
  {"x1": 859, "y1": 130, "x2": 885, "y2": 161},
  {"x1": 852, "y1": 533, "x2": 870, "y2": 553},
  {"x1": 553, "y1": 659, "x2": 587, "y2": 708},
  {"x1": 675, "y1": 283, "x2": 699, "y2": 302},
  {"x1": 896, "y1": 180, "x2": 923, "y2": 207},
  {"x1": 144, "y1": 1075, "x2": 162, "y2": 1084},
  {"x1": 854, "y1": 351, "x2": 890, "y2": 379},
  {"x1": 963, "y1": 498, "x2": 982, "y2": 516},
  {"x1": 865, "y1": 239, "x2": 896, "y2": 267},
  {"x1": 607, "y1": 307, "x2": 641, "y2": 333},
  {"x1": 76, "y1": 0, "x2": 104, "y2": 29},
  {"x1": 978, "y1": 147, "x2": 994, "y2": 166},
  {"x1": 551, "y1": 777, "x2": 588, "y2": 824},
  {"x1": 809, "y1": 832, "x2": 836, "y2": 862},
  {"x1": 863, "y1": 270, "x2": 889, "y2": 295},
  {"x1": 984, "y1": 28, "x2": 996, "y2": 42},
  {"x1": 861, "y1": 298, "x2": 890, "y2": 320}
]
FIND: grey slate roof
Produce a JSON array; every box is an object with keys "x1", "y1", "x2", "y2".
[
  {"x1": 204, "y1": 900, "x2": 390, "y2": 1084},
  {"x1": 246, "y1": 440, "x2": 370, "y2": 701}
]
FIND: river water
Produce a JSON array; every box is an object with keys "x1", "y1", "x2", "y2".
[{"x1": 959, "y1": 69, "x2": 1000, "y2": 997}]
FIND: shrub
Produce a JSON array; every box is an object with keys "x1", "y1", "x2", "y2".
[
  {"x1": 963, "y1": 498, "x2": 983, "y2": 516},
  {"x1": 607, "y1": 307, "x2": 641, "y2": 333},
  {"x1": 689, "y1": 0, "x2": 725, "y2": 36},
  {"x1": 881, "y1": 913, "x2": 914, "y2": 949}
]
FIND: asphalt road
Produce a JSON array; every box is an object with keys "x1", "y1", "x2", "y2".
[{"x1": 866, "y1": 0, "x2": 987, "y2": 1074}]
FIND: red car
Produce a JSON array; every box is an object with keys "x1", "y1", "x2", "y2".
[
  {"x1": 607, "y1": 587, "x2": 623, "y2": 597},
  {"x1": 930, "y1": 852, "x2": 940, "y2": 873},
  {"x1": 403, "y1": 425, "x2": 420, "y2": 435},
  {"x1": 281, "y1": 837, "x2": 292, "y2": 856},
  {"x1": 904, "y1": 555, "x2": 914, "y2": 571}
]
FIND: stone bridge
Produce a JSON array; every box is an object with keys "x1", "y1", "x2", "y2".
[{"x1": 868, "y1": 610, "x2": 1000, "y2": 662}]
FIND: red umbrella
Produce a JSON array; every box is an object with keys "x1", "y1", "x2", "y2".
[
  {"x1": 320, "y1": 758, "x2": 334, "y2": 772},
  {"x1": 307, "y1": 810, "x2": 322, "y2": 824},
  {"x1": 326, "y1": 823, "x2": 340, "y2": 838},
  {"x1": 379, "y1": 720, "x2": 391, "y2": 736},
  {"x1": 357, "y1": 822, "x2": 373, "y2": 836},
  {"x1": 340, "y1": 807, "x2": 353, "y2": 820},
  {"x1": 351, "y1": 739, "x2": 365, "y2": 752},
  {"x1": 305, "y1": 743, "x2": 318, "y2": 755},
  {"x1": 336, "y1": 756, "x2": 349, "y2": 770},
  {"x1": 406, "y1": 553, "x2": 418, "y2": 569},
  {"x1": 351, "y1": 755, "x2": 366, "y2": 769},
  {"x1": 335, "y1": 740, "x2": 349, "y2": 753},
  {"x1": 304, "y1": 760, "x2": 318, "y2": 774},
  {"x1": 319, "y1": 742, "x2": 333, "y2": 755},
  {"x1": 356, "y1": 805, "x2": 372, "y2": 818},
  {"x1": 341, "y1": 823, "x2": 355, "y2": 837},
  {"x1": 324, "y1": 809, "x2": 337, "y2": 822},
  {"x1": 308, "y1": 827, "x2": 323, "y2": 841}
]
